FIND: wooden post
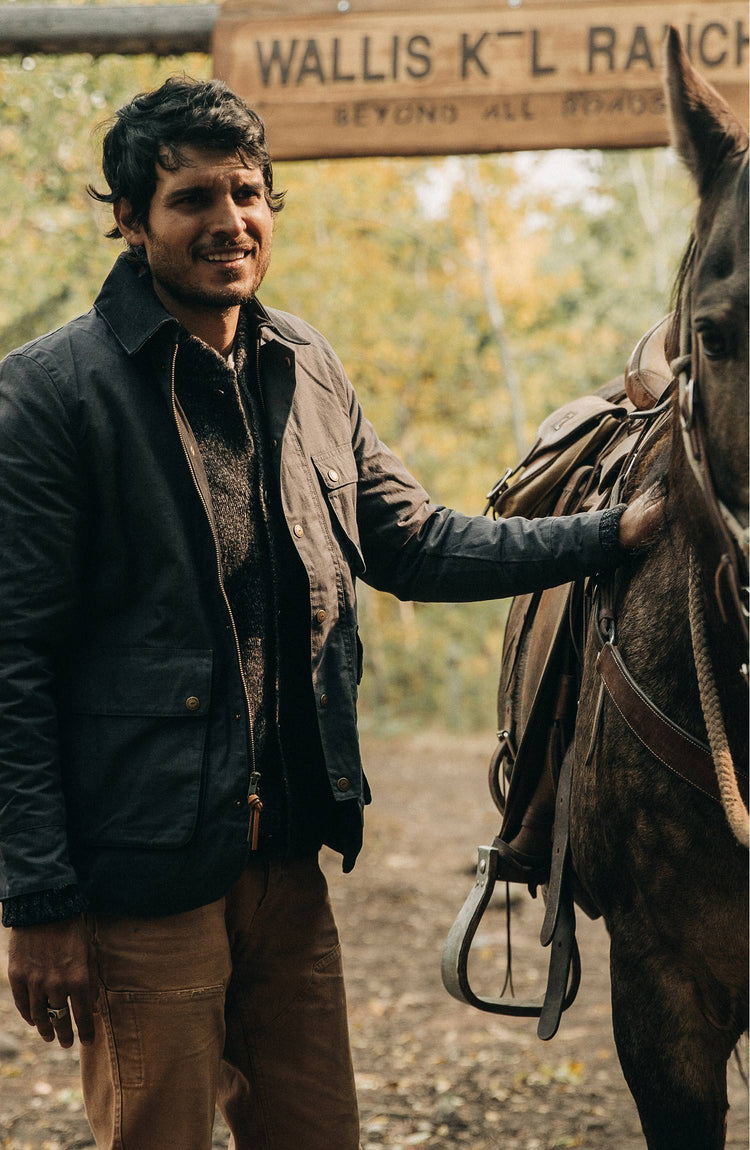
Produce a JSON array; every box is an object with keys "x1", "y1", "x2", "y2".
[{"x1": 0, "y1": 5, "x2": 218, "y2": 55}]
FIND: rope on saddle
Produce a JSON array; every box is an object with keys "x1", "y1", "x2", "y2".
[{"x1": 688, "y1": 550, "x2": 750, "y2": 848}]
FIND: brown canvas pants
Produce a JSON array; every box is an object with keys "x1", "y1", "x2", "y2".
[{"x1": 80, "y1": 856, "x2": 360, "y2": 1150}]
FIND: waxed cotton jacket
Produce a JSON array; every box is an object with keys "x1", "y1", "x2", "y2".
[{"x1": 0, "y1": 254, "x2": 615, "y2": 917}]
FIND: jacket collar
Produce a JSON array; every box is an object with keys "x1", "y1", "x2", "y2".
[
  {"x1": 248, "y1": 297, "x2": 310, "y2": 347},
  {"x1": 94, "y1": 253, "x2": 178, "y2": 355},
  {"x1": 95, "y1": 252, "x2": 309, "y2": 356}
]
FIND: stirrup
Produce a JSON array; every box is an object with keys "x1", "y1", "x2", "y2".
[
  {"x1": 442, "y1": 746, "x2": 581, "y2": 1040},
  {"x1": 441, "y1": 842, "x2": 581, "y2": 1038}
]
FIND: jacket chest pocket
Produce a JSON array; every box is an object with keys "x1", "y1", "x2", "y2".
[
  {"x1": 60, "y1": 648, "x2": 212, "y2": 849},
  {"x1": 312, "y1": 447, "x2": 365, "y2": 575}
]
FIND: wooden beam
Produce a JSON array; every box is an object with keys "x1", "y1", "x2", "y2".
[{"x1": 0, "y1": 5, "x2": 218, "y2": 56}]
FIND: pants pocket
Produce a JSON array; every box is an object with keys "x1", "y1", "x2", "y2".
[{"x1": 101, "y1": 983, "x2": 227, "y2": 1091}]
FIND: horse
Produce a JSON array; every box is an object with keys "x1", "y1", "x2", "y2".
[
  {"x1": 443, "y1": 28, "x2": 748, "y2": 1150},
  {"x1": 568, "y1": 30, "x2": 748, "y2": 1149}
]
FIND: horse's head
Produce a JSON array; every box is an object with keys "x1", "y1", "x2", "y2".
[{"x1": 665, "y1": 28, "x2": 749, "y2": 540}]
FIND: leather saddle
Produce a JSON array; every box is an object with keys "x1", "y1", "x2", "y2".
[
  {"x1": 441, "y1": 317, "x2": 673, "y2": 1038},
  {"x1": 491, "y1": 315, "x2": 673, "y2": 841}
]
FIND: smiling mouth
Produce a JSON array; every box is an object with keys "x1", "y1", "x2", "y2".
[{"x1": 200, "y1": 248, "x2": 254, "y2": 264}]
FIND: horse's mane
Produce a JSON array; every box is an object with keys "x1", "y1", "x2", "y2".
[{"x1": 665, "y1": 235, "x2": 695, "y2": 366}]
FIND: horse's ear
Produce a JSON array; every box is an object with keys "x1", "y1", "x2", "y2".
[{"x1": 664, "y1": 25, "x2": 748, "y2": 194}]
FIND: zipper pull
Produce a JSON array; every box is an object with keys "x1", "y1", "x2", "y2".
[{"x1": 247, "y1": 771, "x2": 263, "y2": 850}]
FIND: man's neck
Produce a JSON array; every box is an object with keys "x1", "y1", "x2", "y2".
[{"x1": 152, "y1": 283, "x2": 241, "y2": 357}]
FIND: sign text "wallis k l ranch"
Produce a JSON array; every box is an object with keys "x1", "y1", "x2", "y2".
[{"x1": 213, "y1": 2, "x2": 749, "y2": 158}]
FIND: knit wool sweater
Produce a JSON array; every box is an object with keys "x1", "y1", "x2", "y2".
[{"x1": 175, "y1": 316, "x2": 287, "y2": 853}]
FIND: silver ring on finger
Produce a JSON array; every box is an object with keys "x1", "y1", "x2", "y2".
[{"x1": 47, "y1": 1004, "x2": 70, "y2": 1023}]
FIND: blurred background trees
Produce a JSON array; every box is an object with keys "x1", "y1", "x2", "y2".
[{"x1": 0, "y1": 0, "x2": 696, "y2": 732}]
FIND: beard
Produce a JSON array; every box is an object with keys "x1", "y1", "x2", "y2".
[{"x1": 144, "y1": 234, "x2": 272, "y2": 313}]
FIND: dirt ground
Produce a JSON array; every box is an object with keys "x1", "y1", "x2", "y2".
[{"x1": 0, "y1": 731, "x2": 747, "y2": 1149}]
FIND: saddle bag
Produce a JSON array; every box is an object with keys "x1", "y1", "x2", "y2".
[{"x1": 487, "y1": 390, "x2": 630, "y2": 520}]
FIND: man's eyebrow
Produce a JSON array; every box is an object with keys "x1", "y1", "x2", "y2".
[
  {"x1": 163, "y1": 183, "x2": 208, "y2": 203},
  {"x1": 162, "y1": 172, "x2": 265, "y2": 202},
  {"x1": 236, "y1": 173, "x2": 265, "y2": 188}
]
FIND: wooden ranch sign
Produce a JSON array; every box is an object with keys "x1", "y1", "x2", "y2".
[{"x1": 213, "y1": 0, "x2": 748, "y2": 158}]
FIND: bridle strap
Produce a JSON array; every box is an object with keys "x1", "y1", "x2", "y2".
[
  {"x1": 671, "y1": 299, "x2": 749, "y2": 646},
  {"x1": 597, "y1": 639, "x2": 749, "y2": 808}
]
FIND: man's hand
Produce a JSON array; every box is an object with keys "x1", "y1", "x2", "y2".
[
  {"x1": 618, "y1": 480, "x2": 666, "y2": 551},
  {"x1": 8, "y1": 918, "x2": 96, "y2": 1048}
]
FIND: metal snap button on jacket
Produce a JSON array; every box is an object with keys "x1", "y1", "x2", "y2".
[
  {"x1": 336, "y1": 777, "x2": 350, "y2": 792},
  {"x1": 185, "y1": 696, "x2": 201, "y2": 712},
  {"x1": 314, "y1": 609, "x2": 327, "y2": 624},
  {"x1": 327, "y1": 469, "x2": 339, "y2": 482},
  {"x1": 293, "y1": 523, "x2": 304, "y2": 538}
]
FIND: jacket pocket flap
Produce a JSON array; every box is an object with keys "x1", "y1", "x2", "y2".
[
  {"x1": 312, "y1": 447, "x2": 358, "y2": 491},
  {"x1": 64, "y1": 648, "x2": 213, "y2": 716}
]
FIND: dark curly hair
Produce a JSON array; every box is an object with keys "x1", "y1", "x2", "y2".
[{"x1": 89, "y1": 76, "x2": 285, "y2": 238}]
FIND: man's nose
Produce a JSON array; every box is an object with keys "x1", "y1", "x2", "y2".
[{"x1": 208, "y1": 196, "x2": 246, "y2": 238}]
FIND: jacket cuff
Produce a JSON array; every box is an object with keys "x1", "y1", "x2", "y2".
[
  {"x1": 2, "y1": 884, "x2": 88, "y2": 928},
  {"x1": 599, "y1": 503, "x2": 627, "y2": 558}
]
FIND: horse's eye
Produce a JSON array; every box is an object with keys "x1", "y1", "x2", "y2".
[{"x1": 698, "y1": 325, "x2": 728, "y2": 360}]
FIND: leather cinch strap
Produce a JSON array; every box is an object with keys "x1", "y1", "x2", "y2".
[{"x1": 597, "y1": 642, "x2": 749, "y2": 807}]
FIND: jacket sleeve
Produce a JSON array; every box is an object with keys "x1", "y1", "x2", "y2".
[
  {"x1": 0, "y1": 351, "x2": 85, "y2": 906},
  {"x1": 348, "y1": 385, "x2": 622, "y2": 602}
]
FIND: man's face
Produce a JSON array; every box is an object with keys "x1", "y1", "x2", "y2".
[{"x1": 115, "y1": 146, "x2": 274, "y2": 318}]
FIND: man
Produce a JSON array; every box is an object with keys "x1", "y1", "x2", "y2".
[{"x1": 0, "y1": 78, "x2": 660, "y2": 1149}]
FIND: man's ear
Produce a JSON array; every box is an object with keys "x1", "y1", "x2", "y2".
[{"x1": 113, "y1": 199, "x2": 146, "y2": 245}]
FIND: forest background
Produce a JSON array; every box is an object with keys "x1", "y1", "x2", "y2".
[{"x1": 0, "y1": 0, "x2": 696, "y2": 733}]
